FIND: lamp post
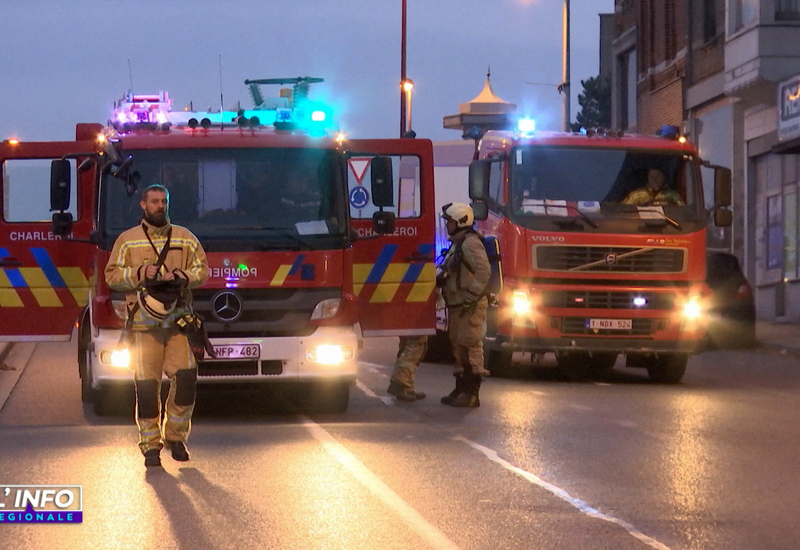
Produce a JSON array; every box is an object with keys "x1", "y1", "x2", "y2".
[
  {"x1": 402, "y1": 79, "x2": 414, "y2": 134},
  {"x1": 561, "y1": 0, "x2": 571, "y2": 132},
  {"x1": 400, "y1": 0, "x2": 408, "y2": 137}
]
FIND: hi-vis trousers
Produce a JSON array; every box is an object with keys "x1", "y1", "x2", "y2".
[{"x1": 131, "y1": 328, "x2": 198, "y2": 454}]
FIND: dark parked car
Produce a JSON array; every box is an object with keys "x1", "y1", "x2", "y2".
[{"x1": 706, "y1": 251, "x2": 756, "y2": 348}]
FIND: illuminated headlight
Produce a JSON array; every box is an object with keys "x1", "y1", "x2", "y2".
[
  {"x1": 99, "y1": 348, "x2": 130, "y2": 368},
  {"x1": 633, "y1": 296, "x2": 647, "y2": 307},
  {"x1": 683, "y1": 297, "x2": 702, "y2": 319},
  {"x1": 310, "y1": 298, "x2": 341, "y2": 320},
  {"x1": 306, "y1": 345, "x2": 354, "y2": 365},
  {"x1": 512, "y1": 290, "x2": 531, "y2": 315},
  {"x1": 112, "y1": 300, "x2": 128, "y2": 320}
]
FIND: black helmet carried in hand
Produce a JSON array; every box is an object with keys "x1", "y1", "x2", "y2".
[{"x1": 138, "y1": 278, "x2": 186, "y2": 320}]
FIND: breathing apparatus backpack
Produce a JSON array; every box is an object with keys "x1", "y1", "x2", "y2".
[{"x1": 441, "y1": 231, "x2": 503, "y2": 300}]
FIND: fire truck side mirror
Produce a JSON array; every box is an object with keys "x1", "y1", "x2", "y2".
[
  {"x1": 370, "y1": 156, "x2": 394, "y2": 208},
  {"x1": 713, "y1": 208, "x2": 732, "y2": 227},
  {"x1": 714, "y1": 167, "x2": 732, "y2": 208},
  {"x1": 52, "y1": 212, "x2": 74, "y2": 236},
  {"x1": 372, "y1": 211, "x2": 396, "y2": 235},
  {"x1": 468, "y1": 160, "x2": 490, "y2": 201},
  {"x1": 50, "y1": 159, "x2": 71, "y2": 212},
  {"x1": 471, "y1": 201, "x2": 488, "y2": 221}
]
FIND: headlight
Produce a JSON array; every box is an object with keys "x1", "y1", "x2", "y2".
[
  {"x1": 306, "y1": 345, "x2": 355, "y2": 365},
  {"x1": 99, "y1": 348, "x2": 130, "y2": 368},
  {"x1": 512, "y1": 290, "x2": 531, "y2": 315},
  {"x1": 310, "y1": 298, "x2": 341, "y2": 320},
  {"x1": 683, "y1": 297, "x2": 702, "y2": 319}
]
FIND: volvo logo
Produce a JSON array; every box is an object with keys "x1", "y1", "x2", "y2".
[
  {"x1": 211, "y1": 291, "x2": 243, "y2": 323},
  {"x1": 605, "y1": 253, "x2": 618, "y2": 266},
  {"x1": 222, "y1": 258, "x2": 232, "y2": 267}
]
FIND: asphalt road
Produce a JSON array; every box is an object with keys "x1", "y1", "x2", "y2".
[{"x1": 1, "y1": 338, "x2": 799, "y2": 549}]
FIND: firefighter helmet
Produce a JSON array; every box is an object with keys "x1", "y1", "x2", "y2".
[
  {"x1": 441, "y1": 202, "x2": 474, "y2": 228},
  {"x1": 137, "y1": 278, "x2": 186, "y2": 320}
]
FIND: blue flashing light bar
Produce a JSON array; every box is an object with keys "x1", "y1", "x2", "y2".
[
  {"x1": 110, "y1": 90, "x2": 336, "y2": 134},
  {"x1": 517, "y1": 118, "x2": 536, "y2": 134}
]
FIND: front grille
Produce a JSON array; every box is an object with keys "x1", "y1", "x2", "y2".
[
  {"x1": 536, "y1": 246, "x2": 685, "y2": 273},
  {"x1": 542, "y1": 290, "x2": 675, "y2": 310},
  {"x1": 191, "y1": 287, "x2": 341, "y2": 338},
  {"x1": 561, "y1": 317, "x2": 653, "y2": 336},
  {"x1": 198, "y1": 360, "x2": 259, "y2": 377}
]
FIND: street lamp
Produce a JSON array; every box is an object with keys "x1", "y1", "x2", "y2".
[
  {"x1": 400, "y1": 0, "x2": 408, "y2": 137},
  {"x1": 402, "y1": 79, "x2": 414, "y2": 134},
  {"x1": 561, "y1": 0, "x2": 571, "y2": 132}
]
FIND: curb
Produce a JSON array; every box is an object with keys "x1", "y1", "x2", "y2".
[{"x1": 0, "y1": 343, "x2": 11, "y2": 365}]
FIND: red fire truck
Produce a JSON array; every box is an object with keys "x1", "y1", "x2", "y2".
[
  {"x1": 0, "y1": 87, "x2": 436, "y2": 413},
  {"x1": 461, "y1": 124, "x2": 731, "y2": 383}
]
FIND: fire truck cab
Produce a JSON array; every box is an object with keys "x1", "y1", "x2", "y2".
[
  {"x1": 0, "y1": 89, "x2": 437, "y2": 413},
  {"x1": 464, "y1": 124, "x2": 732, "y2": 383}
]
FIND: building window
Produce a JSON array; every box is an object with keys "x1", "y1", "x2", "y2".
[
  {"x1": 665, "y1": 0, "x2": 677, "y2": 60},
  {"x1": 619, "y1": 49, "x2": 637, "y2": 129},
  {"x1": 703, "y1": 0, "x2": 718, "y2": 41},
  {"x1": 767, "y1": 194, "x2": 783, "y2": 271},
  {"x1": 784, "y1": 189, "x2": 798, "y2": 278},
  {"x1": 776, "y1": 0, "x2": 800, "y2": 20},
  {"x1": 729, "y1": 0, "x2": 758, "y2": 34}
]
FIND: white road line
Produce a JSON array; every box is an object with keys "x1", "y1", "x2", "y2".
[
  {"x1": 355, "y1": 379, "x2": 395, "y2": 406},
  {"x1": 303, "y1": 418, "x2": 460, "y2": 550},
  {"x1": 360, "y1": 361, "x2": 390, "y2": 373},
  {"x1": 454, "y1": 436, "x2": 671, "y2": 550}
]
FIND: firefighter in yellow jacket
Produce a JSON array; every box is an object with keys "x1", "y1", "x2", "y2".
[
  {"x1": 105, "y1": 185, "x2": 209, "y2": 467},
  {"x1": 438, "y1": 203, "x2": 491, "y2": 408}
]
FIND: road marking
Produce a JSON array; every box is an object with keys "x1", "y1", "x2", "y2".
[
  {"x1": 356, "y1": 379, "x2": 395, "y2": 406},
  {"x1": 616, "y1": 420, "x2": 639, "y2": 428},
  {"x1": 454, "y1": 436, "x2": 671, "y2": 550},
  {"x1": 360, "y1": 361, "x2": 390, "y2": 376},
  {"x1": 303, "y1": 418, "x2": 460, "y2": 550}
]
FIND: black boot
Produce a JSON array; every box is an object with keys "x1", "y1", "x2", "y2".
[
  {"x1": 440, "y1": 373, "x2": 465, "y2": 405},
  {"x1": 450, "y1": 374, "x2": 481, "y2": 408}
]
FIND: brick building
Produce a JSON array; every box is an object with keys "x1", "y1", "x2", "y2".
[{"x1": 611, "y1": 0, "x2": 800, "y2": 321}]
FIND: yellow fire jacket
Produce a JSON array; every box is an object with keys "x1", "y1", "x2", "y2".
[{"x1": 105, "y1": 219, "x2": 209, "y2": 329}]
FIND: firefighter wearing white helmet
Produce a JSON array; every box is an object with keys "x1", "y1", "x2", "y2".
[
  {"x1": 438, "y1": 202, "x2": 491, "y2": 407},
  {"x1": 105, "y1": 184, "x2": 209, "y2": 467}
]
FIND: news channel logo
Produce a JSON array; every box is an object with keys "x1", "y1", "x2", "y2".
[{"x1": 0, "y1": 485, "x2": 82, "y2": 523}]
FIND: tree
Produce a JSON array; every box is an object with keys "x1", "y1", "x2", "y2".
[{"x1": 570, "y1": 75, "x2": 611, "y2": 132}]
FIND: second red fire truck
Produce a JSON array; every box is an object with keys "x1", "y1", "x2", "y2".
[{"x1": 435, "y1": 123, "x2": 731, "y2": 383}]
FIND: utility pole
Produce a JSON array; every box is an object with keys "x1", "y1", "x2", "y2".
[
  {"x1": 562, "y1": 0, "x2": 571, "y2": 132},
  {"x1": 400, "y1": 0, "x2": 408, "y2": 137}
]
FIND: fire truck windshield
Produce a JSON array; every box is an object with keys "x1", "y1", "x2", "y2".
[
  {"x1": 100, "y1": 147, "x2": 347, "y2": 250},
  {"x1": 508, "y1": 146, "x2": 703, "y2": 222}
]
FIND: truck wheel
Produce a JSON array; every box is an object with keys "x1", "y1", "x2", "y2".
[
  {"x1": 646, "y1": 353, "x2": 688, "y2": 384},
  {"x1": 485, "y1": 349, "x2": 512, "y2": 377},
  {"x1": 422, "y1": 330, "x2": 455, "y2": 363},
  {"x1": 78, "y1": 317, "x2": 93, "y2": 404}
]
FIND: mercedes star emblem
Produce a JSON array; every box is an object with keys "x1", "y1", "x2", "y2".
[{"x1": 211, "y1": 290, "x2": 243, "y2": 323}]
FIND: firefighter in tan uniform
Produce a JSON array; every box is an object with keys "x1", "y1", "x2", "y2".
[
  {"x1": 105, "y1": 185, "x2": 209, "y2": 467},
  {"x1": 386, "y1": 336, "x2": 428, "y2": 402},
  {"x1": 438, "y1": 203, "x2": 491, "y2": 408}
]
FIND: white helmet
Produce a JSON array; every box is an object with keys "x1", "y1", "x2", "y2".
[
  {"x1": 137, "y1": 279, "x2": 185, "y2": 320},
  {"x1": 441, "y1": 202, "x2": 474, "y2": 228}
]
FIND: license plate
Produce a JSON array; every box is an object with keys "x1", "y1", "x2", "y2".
[
  {"x1": 210, "y1": 344, "x2": 261, "y2": 359},
  {"x1": 587, "y1": 319, "x2": 632, "y2": 330}
]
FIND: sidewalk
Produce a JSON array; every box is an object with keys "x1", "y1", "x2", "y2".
[{"x1": 755, "y1": 320, "x2": 800, "y2": 356}]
